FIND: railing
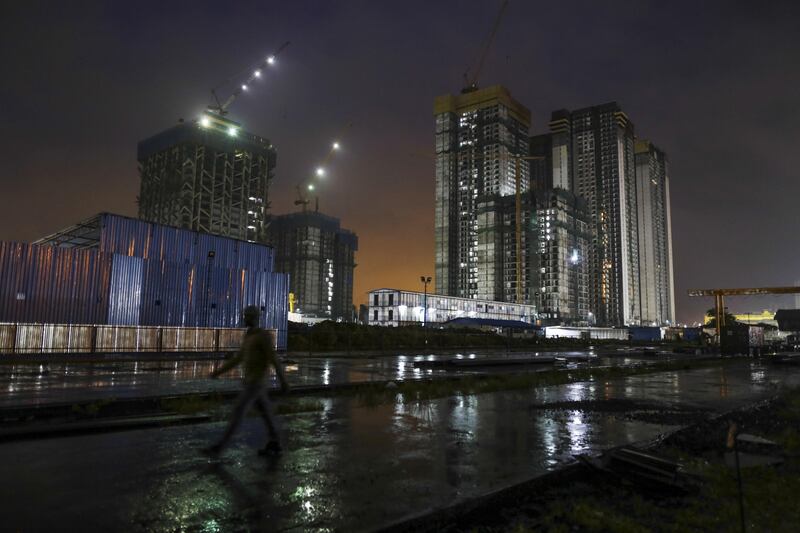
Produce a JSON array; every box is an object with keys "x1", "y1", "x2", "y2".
[{"x1": 0, "y1": 323, "x2": 276, "y2": 355}]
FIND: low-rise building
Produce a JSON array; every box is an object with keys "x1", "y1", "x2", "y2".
[{"x1": 367, "y1": 288, "x2": 536, "y2": 327}]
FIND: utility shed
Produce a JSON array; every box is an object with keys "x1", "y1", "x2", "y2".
[
  {"x1": 775, "y1": 309, "x2": 800, "y2": 332},
  {"x1": 0, "y1": 213, "x2": 289, "y2": 349}
]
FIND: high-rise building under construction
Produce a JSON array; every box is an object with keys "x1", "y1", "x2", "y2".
[
  {"x1": 137, "y1": 112, "x2": 276, "y2": 243},
  {"x1": 434, "y1": 85, "x2": 531, "y2": 302},
  {"x1": 266, "y1": 211, "x2": 358, "y2": 321}
]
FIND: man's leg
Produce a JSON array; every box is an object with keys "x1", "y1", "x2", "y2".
[
  {"x1": 254, "y1": 390, "x2": 280, "y2": 442},
  {"x1": 213, "y1": 382, "x2": 260, "y2": 451}
]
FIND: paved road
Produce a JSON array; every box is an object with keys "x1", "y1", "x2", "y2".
[{"x1": 2, "y1": 360, "x2": 797, "y2": 532}]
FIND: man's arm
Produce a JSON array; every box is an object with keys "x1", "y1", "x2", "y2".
[
  {"x1": 263, "y1": 331, "x2": 289, "y2": 392},
  {"x1": 273, "y1": 354, "x2": 289, "y2": 392},
  {"x1": 211, "y1": 351, "x2": 243, "y2": 378}
]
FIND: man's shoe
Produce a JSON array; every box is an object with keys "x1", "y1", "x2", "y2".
[{"x1": 259, "y1": 440, "x2": 282, "y2": 455}]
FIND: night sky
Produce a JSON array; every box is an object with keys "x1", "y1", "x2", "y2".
[{"x1": 2, "y1": 1, "x2": 799, "y2": 324}]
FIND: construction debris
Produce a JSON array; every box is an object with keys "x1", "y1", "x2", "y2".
[{"x1": 576, "y1": 445, "x2": 695, "y2": 495}]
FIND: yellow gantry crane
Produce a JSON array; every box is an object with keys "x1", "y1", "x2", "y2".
[{"x1": 688, "y1": 286, "x2": 800, "y2": 339}]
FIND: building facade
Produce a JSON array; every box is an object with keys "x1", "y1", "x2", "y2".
[
  {"x1": 138, "y1": 112, "x2": 276, "y2": 244},
  {"x1": 267, "y1": 211, "x2": 358, "y2": 321},
  {"x1": 434, "y1": 85, "x2": 531, "y2": 302},
  {"x1": 0, "y1": 213, "x2": 289, "y2": 349},
  {"x1": 529, "y1": 133, "x2": 553, "y2": 191},
  {"x1": 634, "y1": 140, "x2": 675, "y2": 324},
  {"x1": 368, "y1": 288, "x2": 536, "y2": 327},
  {"x1": 536, "y1": 189, "x2": 592, "y2": 325},
  {"x1": 474, "y1": 190, "x2": 539, "y2": 305},
  {"x1": 549, "y1": 103, "x2": 640, "y2": 326}
]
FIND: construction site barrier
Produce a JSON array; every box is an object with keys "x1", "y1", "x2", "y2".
[{"x1": 0, "y1": 323, "x2": 275, "y2": 355}]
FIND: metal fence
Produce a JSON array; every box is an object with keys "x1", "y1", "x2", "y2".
[{"x1": 0, "y1": 323, "x2": 276, "y2": 355}]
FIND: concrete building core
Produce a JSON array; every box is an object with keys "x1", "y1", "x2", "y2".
[
  {"x1": 137, "y1": 112, "x2": 276, "y2": 244},
  {"x1": 267, "y1": 211, "x2": 358, "y2": 321}
]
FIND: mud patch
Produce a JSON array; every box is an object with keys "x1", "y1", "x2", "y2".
[{"x1": 528, "y1": 398, "x2": 710, "y2": 426}]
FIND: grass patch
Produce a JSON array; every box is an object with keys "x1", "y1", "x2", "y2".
[
  {"x1": 70, "y1": 398, "x2": 113, "y2": 418},
  {"x1": 537, "y1": 460, "x2": 800, "y2": 532},
  {"x1": 276, "y1": 399, "x2": 326, "y2": 415},
  {"x1": 344, "y1": 357, "x2": 745, "y2": 409},
  {"x1": 160, "y1": 394, "x2": 224, "y2": 415}
]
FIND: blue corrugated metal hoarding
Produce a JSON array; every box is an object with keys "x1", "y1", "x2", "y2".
[
  {"x1": 629, "y1": 326, "x2": 663, "y2": 342},
  {"x1": 0, "y1": 214, "x2": 289, "y2": 350},
  {"x1": 98, "y1": 213, "x2": 274, "y2": 271},
  {"x1": 0, "y1": 242, "x2": 112, "y2": 324}
]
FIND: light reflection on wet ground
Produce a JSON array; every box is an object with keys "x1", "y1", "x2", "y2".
[
  {"x1": 1, "y1": 361, "x2": 798, "y2": 531},
  {"x1": 0, "y1": 350, "x2": 688, "y2": 408}
]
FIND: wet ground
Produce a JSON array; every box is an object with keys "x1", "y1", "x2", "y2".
[
  {"x1": 0, "y1": 349, "x2": 686, "y2": 408},
  {"x1": 1, "y1": 360, "x2": 798, "y2": 532}
]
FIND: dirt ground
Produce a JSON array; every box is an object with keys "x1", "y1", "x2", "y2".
[{"x1": 435, "y1": 387, "x2": 800, "y2": 532}]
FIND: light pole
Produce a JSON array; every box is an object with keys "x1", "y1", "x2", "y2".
[
  {"x1": 420, "y1": 276, "x2": 431, "y2": 347},
  {"x1": 420, "y1": 276, "x2": 431, "y2": 326}
]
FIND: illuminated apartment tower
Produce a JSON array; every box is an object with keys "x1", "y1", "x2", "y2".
[
  {"x1": 434, "y1": 85, "x2": 531, "y2": 301},
  {"x1": 550, "y1": 103, "x2": 640, "y2": 325},
  {"x1": 138, "y1": 112, "x2": 276, "y2": 243},
  {"x1": 635, "y1": 140, "x2": 675, "y2": 325}
]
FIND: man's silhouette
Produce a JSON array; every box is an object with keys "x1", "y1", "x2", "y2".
[{"x1": 204, "y1": 305, "x2": 289, "y2": 457}]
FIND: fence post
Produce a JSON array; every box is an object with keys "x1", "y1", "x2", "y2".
[
  {"x1": 12, "y1": 324, "x2": 18, "y2": 355},
  {"x1": 90, "y1": 325, "x2": 97, "y2": 354}
]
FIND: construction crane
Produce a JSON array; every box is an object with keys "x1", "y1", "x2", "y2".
[
  {"x1": 206, "y1": 41, "x2": 290, "y2": 117},
  {"x1": 462, "y1": 0, "x2": 509, "y2": 93},
  {"x1": 688, "y1": 286, "x2": 800, "y2": 340},
  {"x1": 295, "y1": 124, "x2": 351, "y2": 211}
]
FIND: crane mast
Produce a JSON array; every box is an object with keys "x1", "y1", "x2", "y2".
[
  {"x1": 295, "y1": 123, "x2": 352, "y2": 212},
  {"x1": 462, "y1": 0, "x2": 508, "y2": 93},
  {"x1": 207, "y1": 41, "x2": 290, "y2": 116}
]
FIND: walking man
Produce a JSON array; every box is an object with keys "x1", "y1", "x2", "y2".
[{"x1": 204, "y1": 305, "x2": 289, "y2": 457}]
